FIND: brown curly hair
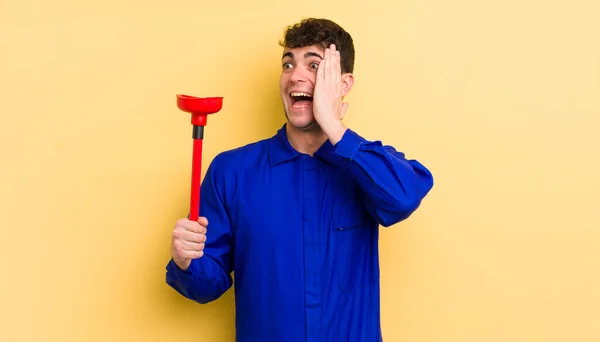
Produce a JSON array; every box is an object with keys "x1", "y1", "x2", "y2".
[{"x1": 280, "y1": 18, "x2": 355, "y2": 74}]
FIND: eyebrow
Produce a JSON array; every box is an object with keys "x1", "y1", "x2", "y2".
[{"x1": 282, "y1": 51, "x2": 324, "y2": 60}]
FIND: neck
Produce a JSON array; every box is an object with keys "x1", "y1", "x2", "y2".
[{"x1": 285, "y1": 123, "x2": 328, "y2": 156}]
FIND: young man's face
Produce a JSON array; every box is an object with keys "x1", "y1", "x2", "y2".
[{"x1": 279, "y1": 45, "x2": 324, "y2": 131}]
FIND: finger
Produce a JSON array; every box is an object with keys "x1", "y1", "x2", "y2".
[
  {"x1": 330, "y1": 48, "x2": 340, "y2": 86},
  {"x1": 173, "y1": 230, "x2": 204, "y2": 247},
  {"x1": 331, "y1": 45, "x2": 338, "y2": 70},
  {"x1": 197, "y1": 216, "x2": 209, "y2": 227},
  {"x1": 336, "y1": 50, "x2": 341, "y2": 76},
  {"x1": 188, "y1": 250, "x2": 204, "y2": 259},
  {"x1": 181, "y1": 240, "x2": 205, "y2": 252},
  {"x1": 181, "y1": 230, "x2": 207, "y2": 243},
  {"x1": 178, "y1": 250, "x2": 204, "y2": 260},
  {"x1": 186, "y1": 223, "x2": 204, "y2": 234},
  {"x1": 327, "y1": 46, "x2": 334, "y2": 81},
  {"x1": 176, "y1": 217, "x2": 208, "y2": 234},
  {"x1": 317, "y1": 52, "x2": 326, "y2": 81},
  {"x1": 177, "y1": 218, "x2": 202, "y2": 231},
  {"x1": 333, "y1": 46, "x2": 340, "y2": 75}
]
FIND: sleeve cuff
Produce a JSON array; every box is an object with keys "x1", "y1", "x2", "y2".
[
  {"x1": 334, "y1": 128, "x2": 365, "y2": 160},
  {"x1": 166, "y1": 258, "x2": 195, "y2": 281}
]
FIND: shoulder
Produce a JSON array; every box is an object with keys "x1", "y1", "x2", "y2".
[
  {"x1": 209, "y1": 136, "x2": 271, "y2": 172},
  {"x1": 203, "y1": 137, "x2": 271, "y2": 199}
]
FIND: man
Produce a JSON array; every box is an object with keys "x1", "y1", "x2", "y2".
[{"x1": 166, "y1": 18, "x2": 434, "y2": 342}]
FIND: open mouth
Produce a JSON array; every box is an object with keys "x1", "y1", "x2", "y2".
[{"x1": 290, "y1": 92, "x2": 313, "y2": 108}]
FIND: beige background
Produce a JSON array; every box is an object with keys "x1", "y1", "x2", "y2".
[{"x1": 1, "y1": 0, "x2": 599, "y2": 341}]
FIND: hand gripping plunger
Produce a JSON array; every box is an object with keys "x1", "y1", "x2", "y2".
[{"x1": 176, "y1": 94, "x2": 223, "y2": 221}]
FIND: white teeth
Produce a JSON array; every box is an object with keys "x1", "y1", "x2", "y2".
[{"x1": 290, "y1": 92, "x2": 313, "y2": 97}]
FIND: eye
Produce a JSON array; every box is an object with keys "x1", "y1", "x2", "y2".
[
  {"x1": 282, "y1": 62, "x2": 293, "y2": 69},
  {"x1": 310, "y1": 63, "x2": 319, "y2": 69}
]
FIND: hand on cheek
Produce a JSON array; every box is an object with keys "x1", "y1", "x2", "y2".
[{"x1": 313, "y1": 44, "x2": 349, "y2": 144}]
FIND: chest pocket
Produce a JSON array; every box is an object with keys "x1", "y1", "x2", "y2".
[{"x1": 331, "y1": 194, "x2": 380, "y2": 293}]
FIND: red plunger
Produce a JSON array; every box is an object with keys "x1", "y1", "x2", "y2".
[{"x1": 176, "y1": 94, "x2": 223, "y2": 221}]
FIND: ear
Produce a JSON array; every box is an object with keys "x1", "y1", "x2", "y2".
[{"x1": 340, "y1": 73, "x2": 354, "y2": 97}]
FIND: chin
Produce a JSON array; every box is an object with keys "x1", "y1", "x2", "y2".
[{"x1": 285, "y1": 112, "x2": 317, "y2": 131}]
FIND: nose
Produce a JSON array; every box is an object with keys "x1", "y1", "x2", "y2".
[{"x1": 290, "y1": 66, "x2": 308, "y2": 84}]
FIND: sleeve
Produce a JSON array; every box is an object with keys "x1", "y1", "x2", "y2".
[
  {"x1": 334, "y1": 128, "x2": 434, "y2": 227},
  {"x1": 165, "y1": 156, "x2": 234, "y2": 304}
]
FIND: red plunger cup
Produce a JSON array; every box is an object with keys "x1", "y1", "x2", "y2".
[{"x1": 176, "y1": 94, "x2": 223, "y2": 221}]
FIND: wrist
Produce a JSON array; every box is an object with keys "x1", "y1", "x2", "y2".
[
  {"x1": 173, "y1": 257, "x2": 191, "y2": 271},
  {"x1": 320, "y1": 118, "x2": 347, "y2": 145}
]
